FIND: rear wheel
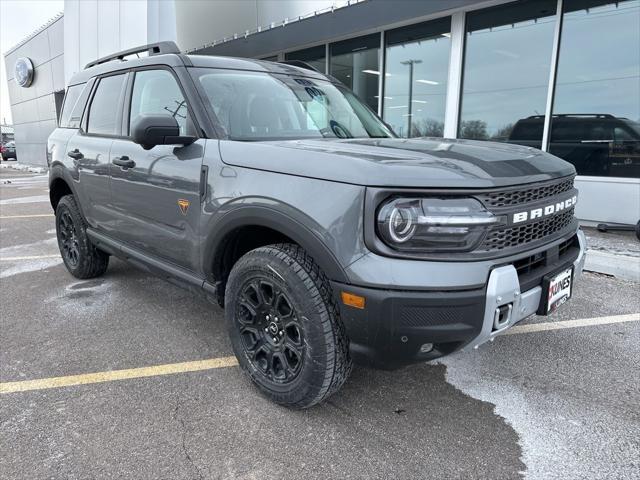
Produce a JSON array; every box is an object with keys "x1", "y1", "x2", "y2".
[
  {"x1": 225, "y1": 243, "x2": 351, "y2": 408},
  {"x1": 55, "y1": 195, "x2": 109, "y2": 279}
]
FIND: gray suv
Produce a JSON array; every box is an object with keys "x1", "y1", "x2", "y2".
[{"x1": 48, "y1": 42, "x2": 585, "y2": 408}]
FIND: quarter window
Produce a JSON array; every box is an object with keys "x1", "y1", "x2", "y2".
[
  {"x1": 60, "y1": 81, "x2": 94, "y2": 129},
  {"x1": 129, "y1": 69, "x2": 190, "y2": 135},
  {"x1": 87, "y1": 74, "x2": 126, "y2": 135}
]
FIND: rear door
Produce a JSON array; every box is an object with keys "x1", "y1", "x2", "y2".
[
  {"x1": 65, "y1": 73, "x2": 128, "y2": 236},
  {"x1": 109, "y1": 67, "x2": 204, "y2": 272}
]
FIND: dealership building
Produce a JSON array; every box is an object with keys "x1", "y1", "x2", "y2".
[{"x1": 4, "y1": 0, "x2": 639, "y2": 226}]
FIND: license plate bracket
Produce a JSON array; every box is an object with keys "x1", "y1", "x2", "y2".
[{"x1": 538, "y1": 266, "x2": 574, "y2": 315}]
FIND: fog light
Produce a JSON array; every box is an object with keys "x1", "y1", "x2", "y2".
[{"x1": 420, "y1": 343, "x2": 434, "y2": 353}]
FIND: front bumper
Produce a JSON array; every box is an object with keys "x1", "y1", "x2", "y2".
[{"x1": 333, "y1": 230, "x2": 586, "y2": 369}]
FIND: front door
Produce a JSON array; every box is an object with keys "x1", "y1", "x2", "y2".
[{"x1": 109, "y1": 68, "x2": 204, "y2": 272}]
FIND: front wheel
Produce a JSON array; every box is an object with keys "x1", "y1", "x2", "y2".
[
  {"x1": 55, "y1": 195, "x2": 109, "y2": 279},
  {"x1": 225, "y1": 243, "x2": 352, "y2": 408}
]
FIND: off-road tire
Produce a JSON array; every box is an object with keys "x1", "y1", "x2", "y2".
[
  {"x1": 55, "y1": 194, "x2": 109, "y2": 279},
  {"x1": 225, "y1": 243, "x2": 352, "y2": 408}
]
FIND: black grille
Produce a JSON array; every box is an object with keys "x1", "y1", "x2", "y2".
[
  {"x1": 477, "y1": 177, "x2": 574, "y2": 208},
  {"x1": 510, "y1": 235, "x2": 580, "y2": 291},
  {"x1": 480, "y1": 208, "x2": 575, "y2": 251}
]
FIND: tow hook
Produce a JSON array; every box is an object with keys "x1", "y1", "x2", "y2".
[{"x1": 493, "y1": 303, "x2": 513, "y2": 330}]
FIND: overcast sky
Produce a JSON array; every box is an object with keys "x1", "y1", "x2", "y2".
[{"x1": 1, "y1": 0, "x2": 64, "y2": 125}]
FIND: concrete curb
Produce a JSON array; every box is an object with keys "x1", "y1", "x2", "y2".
[{"x1": 584, "y1": 250, "x2": 640, "y2": 283}]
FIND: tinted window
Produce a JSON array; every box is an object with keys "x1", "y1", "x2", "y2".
[
  {"x1": 129, "y1": 69, "x2": 190, "y2": 135},
  {"x1": 550, "y1": 0, "x2": 640, "y2": 178},
  {"x1": 509, "y1": 118, "x2": 545, "y2": 141},
  {"x1": 87, "y1": 75, "x2": 126, "y2": 135},
  {"x1": 459, "y1": 0, "x2": 557, "y2": 146},
  {"x1": 383, "y1": 18, "x2": 451, "y2": 138}
]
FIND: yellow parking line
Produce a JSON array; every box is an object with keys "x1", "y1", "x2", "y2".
[
  {"x1": 0, "y1": 357, "x2": 239, "y2": 394},
  {"x1": 0, "y1": 254, "x2": 60, "y2": 261},
  {"x1": 0, "y1": 214, "x2": 54, "y2": 219},
  {"x1": 2, "y1": 313, "x2": 638, "y2": 395}
]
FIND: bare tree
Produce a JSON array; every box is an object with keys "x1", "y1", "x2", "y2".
[{"x1": 460, "y1": 120, "x2": 489, "y2": 140}]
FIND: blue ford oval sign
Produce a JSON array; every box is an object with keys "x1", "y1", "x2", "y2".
[{"x1": 15, "y1": 57, "x2": 35, "y2": 88}]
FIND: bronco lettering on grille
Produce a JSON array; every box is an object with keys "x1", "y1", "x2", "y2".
[{"x1": 512, "y1": 195, "x2": 577, "y2": 224}]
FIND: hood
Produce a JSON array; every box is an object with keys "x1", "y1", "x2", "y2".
[{"x1": 218, "y1": 137, "x2": 576, "y2": 188}]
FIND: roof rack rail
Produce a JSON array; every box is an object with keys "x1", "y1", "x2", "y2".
[
  {"x1": 85, "y1": 41, "x2": 181, "y2": 69},
  {"x1": 278, "y1": 60, "x2": 319, "y2": 72},
  {"x1": 553, "y1": 113, "x2": 616, "y2": 118}
]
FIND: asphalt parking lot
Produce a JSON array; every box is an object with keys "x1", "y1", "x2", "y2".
[{"x1": 1, "y1": 167, "x2": 639, "y2": 480}]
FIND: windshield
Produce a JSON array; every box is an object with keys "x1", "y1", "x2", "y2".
[{"x1": 193, "y1": 69, "x2": 394, "y2": 141}]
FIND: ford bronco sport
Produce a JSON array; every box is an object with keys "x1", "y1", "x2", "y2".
[{"x1": 48, "y1": 42, "x2": 585, "y2": 408}]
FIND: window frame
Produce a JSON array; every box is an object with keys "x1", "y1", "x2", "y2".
[{"x1": 82, "y1": 71, "x2": 130, "y2": 139}]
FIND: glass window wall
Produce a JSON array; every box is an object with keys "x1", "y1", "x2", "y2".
[
  {"x1": 383, "y1": 18, "x2": 451, "y2": 138},
  {"x1": 459, "y1": 0, "x2": 557, "y2": 146},
  {"x1": 285, "y1": 45, "x2": 326, "y2": 73},
  {"x1": 550, "y1": 0, "x2": 640, "y2": 178},
  {"x1": 330, "y1": 34, "x2": 380, "y2": 112}
]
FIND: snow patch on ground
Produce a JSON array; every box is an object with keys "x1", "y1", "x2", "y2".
[
  {"x1": 0, "y1": 194, "x2": 50, "y2": 205},
  {"x1": 440, "y1": 351, "x2": 638, "y2": 479},
  {"x1": 0, "y1": 237, "x2": 58, "y2": 257},
  {"x1": 0, "y1": 257, "x2": 62, "y2": 279},
  {"x1": 0, "y1": 238, "x2": 62, "y2": 278},
  {"x1": 44, "y1": 279, "x2": 114, "y2": 315},
  {"x1": 0, "y1": 163, "x2": 46, "y2": 174}
]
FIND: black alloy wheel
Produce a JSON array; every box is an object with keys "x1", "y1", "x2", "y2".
[
  {"x1": 58, "y1": 210, "x2": 80, "y2": 268},
  {"x1": 236, "y1": 278, "x2": 305, "y2": 383},
  {"x1": 55, "y1": 195, "x2": 109, "y2": 279},
  {"x1": 225, "y1": 243, "x2": 352, "y2": 408}
]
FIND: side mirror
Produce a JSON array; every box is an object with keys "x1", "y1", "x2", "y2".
[{"x1": 131, "y1": 114, "x2": 196, "y2": 150}]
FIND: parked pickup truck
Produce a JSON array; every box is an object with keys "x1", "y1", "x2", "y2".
[{"x1": 48, "y1": 42, "x2": 585, "y2": 408}]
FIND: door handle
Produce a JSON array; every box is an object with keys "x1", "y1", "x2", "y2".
[
  {"x1": 68, "y1": 149, "x2": 83, "y2": 160},
  {"x1": 112, "y1": 156, "x2": 136, "y2": 169}
]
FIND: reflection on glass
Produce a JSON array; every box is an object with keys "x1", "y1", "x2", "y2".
[
  {"x1": 459, "y1": 0, "x2": 557, "y2": 146},
  {"x1": 330, "y1": 34, "x2": 380, "y2": 112},
  {"x1": 285, "y1": 45, "x2": 326, "y2": 73},
  {"x1": 550, "y1": 0, "x2": 640, "y2": 178},
  {"x1": 383, "y1": 18, "x2": 451, "y2": 138}
]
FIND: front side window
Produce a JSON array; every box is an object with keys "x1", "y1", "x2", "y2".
[
  {"x1": 129, "y1": 69, "x2": 190, "y2": 135},
  {"x1": 195, "y1": 69, "x2": 393, "y2": 141},
  {"x1": 459, "y1": 0, "x2": 557, "y2": 146},
  {"x1": 87, "y1": 74, "x2": 126, "y2": 135}
]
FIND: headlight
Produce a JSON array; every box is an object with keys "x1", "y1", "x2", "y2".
[{"x1": 376, "y1": 197, "x2": 500, "y2": 252}]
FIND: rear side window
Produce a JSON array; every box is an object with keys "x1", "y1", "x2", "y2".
[
  {"x1": 59, "y1": 82, "x2": 93, "y2": 128},
  {"x1": 87, "y1": 74, "x2": 126, "y2": 135}
]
